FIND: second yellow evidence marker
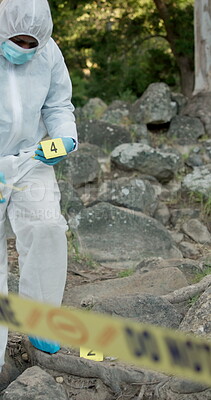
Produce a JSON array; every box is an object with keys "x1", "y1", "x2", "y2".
[{"x1": 80, "y1": 347, "x2": 104, "y2": 362}]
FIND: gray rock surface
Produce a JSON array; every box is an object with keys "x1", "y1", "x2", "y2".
[
  {"x1": 170, "y1": 231, "x2": 184, "y2": 244},
  {"x1": 171, "y1": 92, "x2": 188, "y2": 113},
  {"x1": 0, "y1": 351, "x2": 23, "y2": 394},
  {"x1": 130, "y1": 82, "x2": 177, "y2": 124},
  {"x1": 186, "y1": 147, "x2": 204, "y2": 167},
  {"x1": 128, "y1": 123, "x2": 151, "y2": 144},
  {"x1": 170, "y1": 208, "x2": 200, "y2": 227},
  {"x1": 167, "y1": 115, "x2": 205, "y2": 144},
  {"x1": 180, "y1": 287, "x2": 211, "y2": 338},
  {"x1": 153, "y1": 202, "x2": 170, "y2": 225},
  {"x1": 92, "y1": 294, "x2": 182, "y2": 328},
  {"x1": 2, "y1": 366, "x2": 68, "y2": 400},
  {"x1": 156, "y1": 377, "x2": 211, "y2": 400},
  {"x1": 100, "y1": 100, "x2": 131, "y2": 125},
  {"x1": 5, "y1": 86, "x2": 211, "y2": 399},
  {"x1": 58, "y1": 180, "x2": 84, "y2": 216},
  {"x1": 24, "y1": 341, "x2": 167, "y2": 395},
  {"x1": 111, "y1": 143, "x2": 182, "y2": 183},
  {"x1": 68, "y1": 202, "x2": 182, "y2": 268},
  {"x1": 76, "y1": 97, "x2": 107, "y2": 122},
  {"x1": 135, "y1": 257, "x2": 201, "y2": 284},
  {"x1": 63, "y1": 151, "x2": 101, "y2": 187},
  {"x1": 63, "y1": 267, "x2": 188, "y2": 307},
  {"x1": 182, "y1": 219, "x2": 211, "y2": 245},
  {"x1": 78, "y1": 120, "x2": 131, "y2": 151},
  {"x1": 179, "y1": 241, "x2": 200, "y2": 259},
  {"x1": 182, "y1": 164, "x2": 211, "y2": 198},
  {"x1": 8, "y1": 273, "x2": 19, "y2": 294},
  {"x1": 76, "y1": 142, "x2": 107, "y2": 158},
  {"x1": 182, "y1": 92, "x2": 211, "y2": 135},
  {"x1": 98, "y1": 177, "x2": 158, "y2": 216}
]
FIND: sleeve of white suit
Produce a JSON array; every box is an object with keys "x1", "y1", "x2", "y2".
[{"x1": 41, "y1": 40, "x2": 78, "y2": 150}]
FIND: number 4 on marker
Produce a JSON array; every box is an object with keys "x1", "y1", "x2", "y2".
[
  {"x1": 51, "y1": 141, "x2": 58, "y2": 153},
  {"x1": 80, "y1": 347, "x2": 103, "y2": 361}
]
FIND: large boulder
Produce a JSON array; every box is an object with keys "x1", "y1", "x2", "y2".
[
  {"x1": 62, "y1": 151, "x2": 101, "y2": 187},
  {"x1": 171, "y1": 92, "x2": 188, "y2": 113},
  {"x1": 63, "y1": 267, "x2": 188, "y2": 307},
  {"x1": 97, "y1": 177, "x2": 158, "y2": 216},
  {"x1": 136, "y1": 257, "x2": 202, "y2": 284},
  {"x1": 92, "y1": 294, "x2": 182, "y2": 329},
  {"x1": 111, "y1": 143, "x2": 182, "y2": 183},
  {"x1": 2, "y1": 366, "x2": 68, "y2": 400},
  {"x1": 182, "y1": 219, "x2": 211, "y2": 245},
  {"x1": 182, "y1": 92, "x2": 211, "y2": 136},
  {"x1": 100, "y1": 100, "x2": 131, "y2": 125},
  {"x1": 75, "y1": 98, "x2": 107, "y2": 122},
  {"x1": 76, "y1": 143, "x2": 108, "y2": 158},
  {"x1": 128, "y1": 123, "x2": 151, "y2": 145},
  {"x1": 180, "y1": 287, "x2": 211, "y2": 338},
  {"x1": 182, "y1": 164, "x2": 211, "y2": 198},
  {"x1": 130, "y1": 82, "x2": 177, "y2": 124},
  {"x1": 77, "y1": 120, "x2": 131, "y2": 151},
  {"x1": 68, "y1": 202, "x2": 182, "y2": 268},
  {"x1": 167, "y1": 116, "x2": 205, "y2": 144},
  {"x1": 170, "y1": 208, "x2": 200, "y2": 227}
]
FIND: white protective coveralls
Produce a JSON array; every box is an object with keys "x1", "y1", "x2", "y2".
[{"x1": 0, "y1": 0, "x2": 78, "y2": 368}]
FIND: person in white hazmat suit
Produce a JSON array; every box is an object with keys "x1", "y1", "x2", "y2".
[{"x1": 0, "y1": 0, "x2": 78, "y2": 375}]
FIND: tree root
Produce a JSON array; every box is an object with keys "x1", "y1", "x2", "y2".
[
  {"x1": 161, "y1": 274, "x2": 211, "y2": 304},
  {"x1": 23, "y1": 338, "x2": 166, "y2": 394}
]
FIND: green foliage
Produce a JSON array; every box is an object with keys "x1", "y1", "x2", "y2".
[
  {"x1": 188, "y1": 191, "x2": 211, "y2": 217},
  {"x1": 118, "y1": 269, "x2": 134, "y2": 278},
  {"x1": 193, "y1": 266, "x2": 211, "y2": 284},
  {"x1": 188, "y1": 294, "x2": 200, "y2": 306},
  {"x1": 54, "y1": 161, "x2": 67, "y2": 181},
  {"x1": 48, "y1": 0, "x2": 194, "y2": 106},
  {"x1": 66, "y1": 230, "x2": 99, "y2": 268}
]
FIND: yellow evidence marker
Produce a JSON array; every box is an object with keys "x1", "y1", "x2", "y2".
[
  {"x1": 40, "y1": 138, "x2": 67, "y2": 159},
  {"x1": 80, "y1": 347, "x2": 104, "y2": 361}
]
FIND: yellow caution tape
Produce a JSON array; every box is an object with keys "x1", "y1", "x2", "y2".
[{"x1": 0, "y1": 292, "x2": 210, "y2": 386}]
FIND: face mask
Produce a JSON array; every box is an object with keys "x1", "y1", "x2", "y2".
[{"x1": 0, "y1": 40, "x2": 37, "y2": 65}]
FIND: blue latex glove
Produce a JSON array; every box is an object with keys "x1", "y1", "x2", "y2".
[
  {"x1": 0, "y1": 172, "x2": 6, "y2": 203},
  {"x1": 28, "y1": 336, "x2": 60, "y2": 354},
  {"x1": 34, "y1": 137, "x2": 76, "y2": 166}
]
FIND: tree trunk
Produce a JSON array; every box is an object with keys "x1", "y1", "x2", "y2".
[
  {"x1": 153, "y1": 0, "x2": 194, "y2": 97},
  {"x1": 176, "y1": 56, "x2": 194, "y2": 97},
  {"x1": 193, "y1": 0, "x2": 211, "y2": 94}
]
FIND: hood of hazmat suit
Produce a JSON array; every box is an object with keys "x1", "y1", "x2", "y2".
[
  {"x1": 0, "y1": 0, "x2": 53, "y2": 50},
  {"x1": 0, "y1": 0, "x2": 77, "y2": 157}
]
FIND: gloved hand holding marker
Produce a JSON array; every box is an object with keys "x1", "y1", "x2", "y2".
[{"x1": 34, "y1": 137, "x2": 76, "y2": 166}]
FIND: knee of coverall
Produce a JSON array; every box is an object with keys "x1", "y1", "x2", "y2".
[
  {"x1": 11, "y1": 208, "x2": 68, "y2": 243},
  {"x1": 26, "y1": 212, "x2": 68, "y2": 233}
]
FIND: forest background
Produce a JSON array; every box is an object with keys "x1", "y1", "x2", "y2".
[{"x1": 48, "y1": 0, "x2": 194, "y2": 107}]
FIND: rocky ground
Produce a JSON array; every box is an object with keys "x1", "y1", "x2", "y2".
[
  {"x1": 2, "y1": 83, "x2": 211, "y2": 399},
  {"x1": 4, "y1": 230, "x2": 211, "y2": 399}
]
